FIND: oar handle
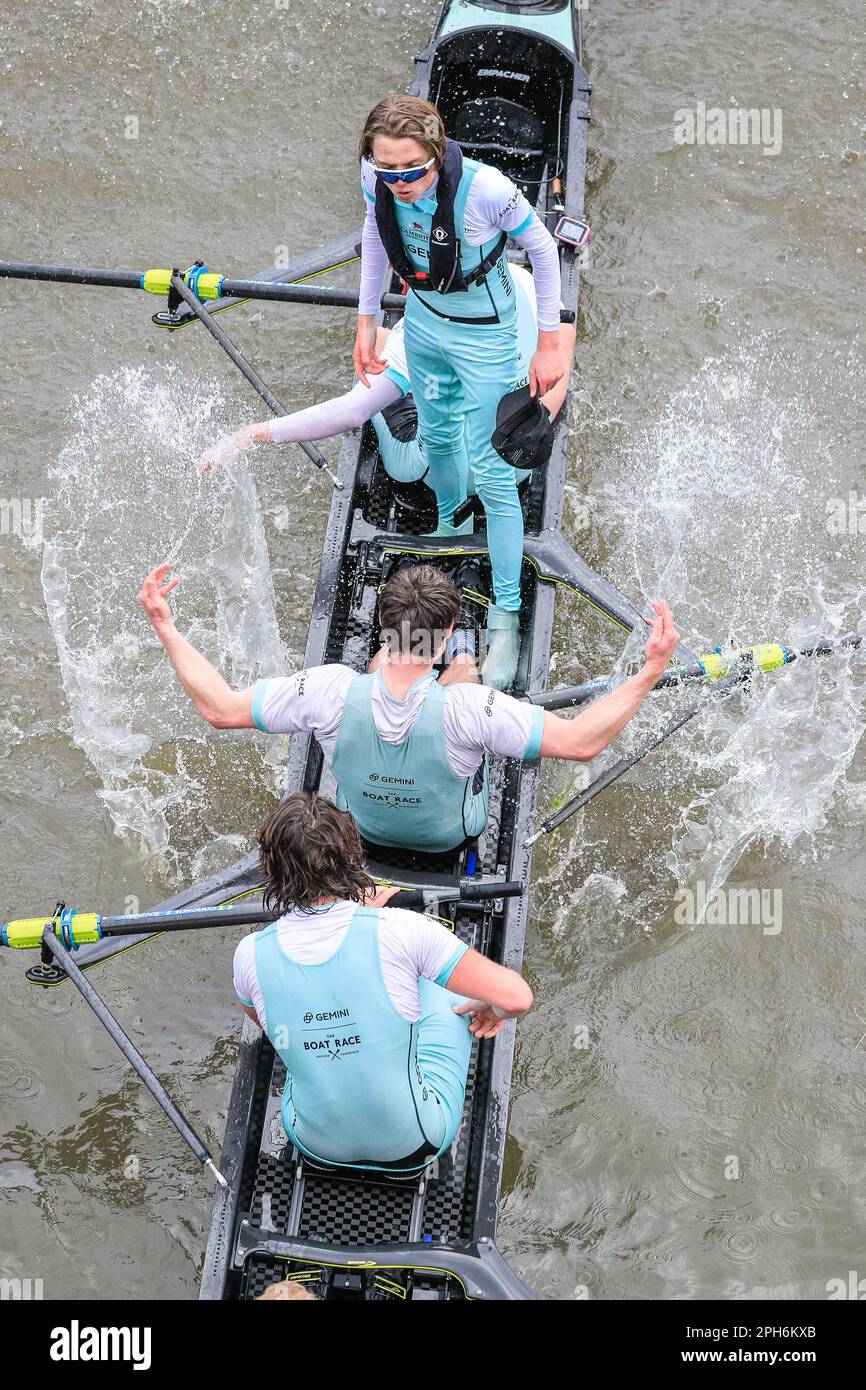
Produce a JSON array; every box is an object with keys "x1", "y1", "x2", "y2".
[{"x1": 390, "y1": 881, "x2": 522, "y2": 909}]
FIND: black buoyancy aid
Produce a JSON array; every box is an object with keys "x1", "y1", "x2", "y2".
[{"x1": 374, "y1": 138, "x2": 507, "y2": 296}]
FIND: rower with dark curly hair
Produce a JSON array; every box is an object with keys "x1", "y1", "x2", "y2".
[{"x1": 233, "y1": 792, "x2": 533, "y2": 1172}]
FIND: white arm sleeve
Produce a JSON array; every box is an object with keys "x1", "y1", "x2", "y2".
[
  {"x1": 268, "y1": 374, "x2": 402, "y2": 444},
  {"x1": 377, "y1": 908, "x2": 470, "y2": 1018},
  {"x1": 464, "y1": 165, "x2": 562, "y2": 332},
  {"x1": 443, "y1": 685, "x2": 545, "y2": 777},
  {"x1": 510, "y1": 217, "x2": 563, "y2": 332},
  {"x1": 358, "y1": 160, "x2": 390, "y2": 315},
  {"x1": 232, "y1": 935, "x2": 258, "y2": 1009},
  {"x1": 251, "y1": 664, "x2": 355, "y2": 740}
]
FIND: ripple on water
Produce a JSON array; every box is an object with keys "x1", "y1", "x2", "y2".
[
  {"x1": 0, "y1": 1051, "x2": 45, "y2": 1102},
  {"x1": 663, "y1": 1131, "x2": 737, "y2": 1204},
  {"x1": 713, "y1": 1226, "x2": 765, "y2": 1263}
]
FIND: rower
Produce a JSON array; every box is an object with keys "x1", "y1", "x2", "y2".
[
  {"x1": 197, "y1": 264, "x2": 576, "y2": 500},
  {"x1": 353, "y1": 95, "x2": 565, "y2": 690},
  {"x1": 137, "y1": 563, "x2": 683, "y2": 857},
  {"x1": 233, "y1": 792, "x2": 533, "y2": 1172}
]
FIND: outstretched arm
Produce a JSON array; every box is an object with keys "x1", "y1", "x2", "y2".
[
  {"x1": 137, "y1": 564, "x2": 255, "y2": 729},
  {"x1": 199, "y1": 334, "x2": 402, "y2": 474},
  {"x1": 540, "y1": 601, "x2": 682, "y2": 760}
]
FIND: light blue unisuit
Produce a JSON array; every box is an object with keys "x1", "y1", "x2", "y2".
[
  {"x1": 374, "y1": 268, "x2": 538, "y2": 491},
  {"x1": 255, "y1": 905, "x2": 472, "y2": 1170},
  {"x1": 365, "y1": 157, "x2": 529, "y2": 612},
  {"x1": 331, "y1": 670, "x2": 489, "y2": 852}
]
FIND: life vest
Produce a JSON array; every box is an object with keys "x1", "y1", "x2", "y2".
[{"x1": 374, "y1": 138, "x2": 507, "y2": 297}]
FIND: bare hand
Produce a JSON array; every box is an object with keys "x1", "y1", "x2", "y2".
[
  {"x1": 353, "y1": 319, "x2": 388, "y2": 388},
  {"x1": 198, "y1": 429, "x2": 250, "y2": 476},
  {"x1": 138, "y1": 563, "x2": 180, "y2": 629},
  {"x1": 452, "y1": 998, "x2": 506, "y2": 1039},
  {"x1": 529, "y1": 344, "x2": 563, "y2": 398},
  {"x1": 644, "y1": 599, "x2": 681, "y2": 669},
  {"x1": 364, "y1": 884, "x2": 402, "y2": 908}
]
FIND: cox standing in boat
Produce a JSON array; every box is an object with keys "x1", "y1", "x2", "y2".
[{"x1": 353, "y1": 95, "x2": 563, "y2": 690}]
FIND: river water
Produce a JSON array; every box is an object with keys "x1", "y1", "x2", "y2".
[{"x1": 1, "y1": 0, "x2": 863, "y2": 1301}]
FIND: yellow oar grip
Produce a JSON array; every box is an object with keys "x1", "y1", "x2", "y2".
[
  {"x1": 2, "y1": 913, "x2": 101, "y2": 950},
  {"x1": 141, "y1": 269, "x2": 225, "y2": 300},
  {"x1": 189, "y1": 272, "x2": 224, "y2": 300},
  {"x1": 700, "y1": 643, "x2": 789, "y2": 679},
  {"x1": 142, "y1": 269, "x2": 172, "y2": 296}
]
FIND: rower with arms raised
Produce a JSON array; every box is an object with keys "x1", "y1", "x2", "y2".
[{"x1": 138, "y1": 563, "x2": 682, "y2": 856}]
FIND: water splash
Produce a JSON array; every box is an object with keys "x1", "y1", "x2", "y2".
[
  {"x1": 41, "y1": 365, "x2": 288, "y2": 885},
  {"x1": 549, "y1": 340, "x2": 866, "y2": 931}
]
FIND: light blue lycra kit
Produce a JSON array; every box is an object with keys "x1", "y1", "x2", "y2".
[
  {"x1": 365, "y1": 157, "x2": 530, "y2": 611},
  {"x1": 330, "y1": 670, "x2": 489, "y2": 852},
  {"x1": 374, "y1": 269, "x2": 537, "y2": 492},
  {"x1": 255, "y1": 905, "x2": 472, "y2": 1170}
]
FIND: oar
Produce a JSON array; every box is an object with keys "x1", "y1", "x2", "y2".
[
  {"x1": 156, "y1": 233, "x2": 365, "y2": 328},
  {"x1": 524, "y1": 665, "x2": 751, "y2": 847},
  {"x1": 525, "y1": 632, "x2": 863, "y2": 713},
  {"x1": 0, "y1": 258, "x2": 406, "y2": 313},
  {"x1": 2, "y1": 879, "x2": 524, "y2": 951},
  {"x1": 39, "y1": 923, "x2": 227, "y2": 1188},
  {"x1": 168, "y1": 272, "x2": 343, "y2": 490}
]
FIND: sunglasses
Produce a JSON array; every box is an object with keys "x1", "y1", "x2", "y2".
[{"x1": 372, "y1": 156, "x2": 436, "y2": 185}]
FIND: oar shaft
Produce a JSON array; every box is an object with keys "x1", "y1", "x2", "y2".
[
  {"x1": 3, "y1": 880, "x2": 524, "y2": 952},
  {"x1": 171, "y1": 272, "x2": 287, "y2": 417},
  {"x1": 534, "y1": 702, "x2": 702, "y2": 839},
  {"x1": 527, "y1": 632, "x2": 864, "y2": 713},
  {"x1": 0, "y1": 259, "x2": 404, "y2": 312},
  {"x1": 216, "y1": 278, "x2": 406, "y2": 312},
  {"x1": 41, "y1": 928, "x2": 226, "y2": 1186},
  {"x1": 796, "y1": 633, "x2": 862, "y2": 658},
  {"x1": 525, "y1": 667, "x2": 749, "y2": 846},
  {"x1": 103, "y1": 879, "x2": 522, "y2": 931},
  {"x1": 0, "y1": 260, "x2": 144, "y2": 290}
]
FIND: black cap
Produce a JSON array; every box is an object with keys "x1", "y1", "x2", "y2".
[{"x1": 491, "y1": 385, "x2": 555, "y2": 470}]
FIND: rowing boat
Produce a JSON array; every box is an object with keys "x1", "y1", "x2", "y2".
[{"x1": 196, "y1": 0, "x2": 616, "y2": 1302}]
